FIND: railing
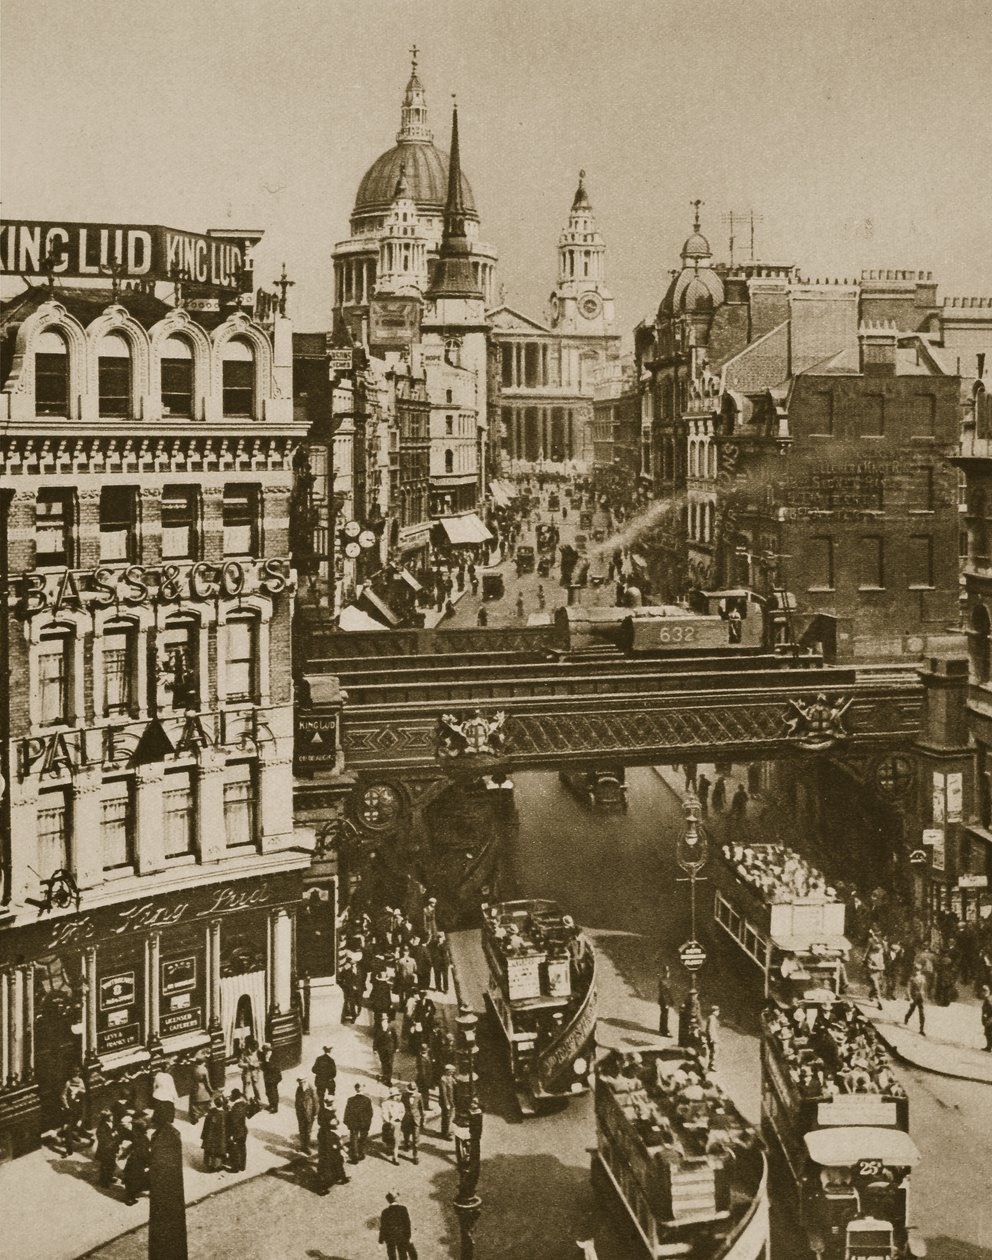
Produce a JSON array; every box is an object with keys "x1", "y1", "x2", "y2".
[{"x1": 303, "y1": 624, "x2": 564, "y2": 663}]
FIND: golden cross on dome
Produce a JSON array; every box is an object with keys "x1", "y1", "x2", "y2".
[
  {"x1": 691, "y1": 198, "x2": 704, "y2": 230},
  {"x1": 410, "y1": 44, "x2": 419, "y2": 69}
]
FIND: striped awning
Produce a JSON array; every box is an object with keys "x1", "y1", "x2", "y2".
[{"x1": 438, "y1": 513, "x2": 493, "y2": 545}]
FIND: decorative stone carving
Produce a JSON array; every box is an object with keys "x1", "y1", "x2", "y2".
[
  {"x1": 437, "y1": 709, "x2": 508, "y2": 759},
  {"x1": 784, "y1": 694, "x2": 852, "y2": 751}
]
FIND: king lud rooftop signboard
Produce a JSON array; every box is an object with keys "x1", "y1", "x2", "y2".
[{"x1": 0, "y1": 220, "x2": 249, "y2": 290}]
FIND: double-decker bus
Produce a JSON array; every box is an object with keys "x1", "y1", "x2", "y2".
[
  {"x1": 712, "y1": 841, "x2": 851, "y2": 1000},
  {"x1": 481, "y1": 898, "x2": 596, "y2": 1113},
  {"x1": 592, "y1": 1046, "x2": 769, "y2": 1260},
  {"x1": 761, "y1": 1000, "x2": 925, "y2": 1259}
]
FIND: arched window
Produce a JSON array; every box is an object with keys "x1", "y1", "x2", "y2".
[
  {"x1": 161, "y1": 335, "x2": 194, "y2": 417},
  {"x1": 224, "y1": 613, "x2": 257, "y2": 703},
  {"x1": 445, "y1": 449, "x2": 454, "y2": 473},
  {"x1": 102, "y1": 620, "x2": 137, "y2": 716},
  {"x1": 38, "y1": 626, "x2": 75, "y2": 726},
  {"x1": 222, "y1": 337, "x2": 255, "y2": 417},
  {"x1": 160, "y1": 614, "x2": 200, "y2": 711},
  {"x1": 972, "y1": 603, "x2": 992, "y2": 685},
  {"x1": 98, "y1": 332, "x2": 132, "y2": 418},
  {"x1": 35, "y1": 329, "x2": 69, "y2": 415}
]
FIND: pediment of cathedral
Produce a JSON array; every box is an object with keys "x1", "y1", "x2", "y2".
[{"x1": 487, "y1": 305, "x2": 554, "y2": 335}]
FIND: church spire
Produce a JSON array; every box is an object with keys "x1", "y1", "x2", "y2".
[
  {"x1": 428, "y1": 100, "x2": 481, "y2": 299},
  {"x1": 397, "y1": 46, "x2": 432, "y2": 143}
]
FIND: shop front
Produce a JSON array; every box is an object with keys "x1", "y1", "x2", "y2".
[{"x1": 0, "y1": 868, "x2": 304, "y2": 1160}]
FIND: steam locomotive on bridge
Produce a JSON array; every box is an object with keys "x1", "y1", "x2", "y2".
[
  {"x1": 555, "y1": 587, "x2": 797, "y2": 657},
  {"x1": 480, "y1": 898, "x2": 596, "y2": 1114}
]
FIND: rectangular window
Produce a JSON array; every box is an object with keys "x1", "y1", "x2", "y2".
[
  {"x1": 39, "y1": 633, "x2": 70, "y2": 725},
  {"x1": 808, "y1": 536, "x2": 835, "y2": 590},
  {"x1": 222, "y1": 359, "x2": 254, "y2": 417},
  {"x1": 161, "y1": 357, "x2": 193, "y2": 417},
  {"x1": 35, "y1": 488, "x2": 74, "y2": 567},
  {"x1": 100, "y1": 486, "x2": 137, "y2": 562},
  {"x1": 101, "y1": 780, "x2": 134, "y2": 870},
  {"x1": 98, "y1": 356, "x2": 131, "y2": 418},
  {"x1": 908, "y1": 535, "x2": 934, "y2": 588},
  {"x1": 37, "y1": 791, "x2": 70, "y2": 874},
  {"x1": 161, "y1": 485, "x2": 199, "y2": 559},
  {"x1": 36, "y1": 352, "x2": 68, "y2": 415},
  {"x1": 224, "y1": 617, "x2": 255, "y2": 701},
  {"x1": 860, "y1": 395, "x2": 884, "y2": 437},
  {"x1": 858, "y1": 535, "x2": 885, "y2": 589},
  {"x1": 224, "y1": 765, "x2": 257, "y2": 848},
  {"x1": 807, "y1": 391, "x2": 834, "y2": 436},
  {"x1": 913, "y1": 467, "x2": 935, "y2": 511},
  {"x1": 910, "y1": 394, "x2": 936, "y2": 439},
  {"x1": 223, "y1": 485, "x2": 259, "y2": 555},
  {"x1": 163, "y1": 772, "x2": 195, "y2": 858},
  {"x1": 103, "y1": 624, "x2": 134, "y2": 715}
]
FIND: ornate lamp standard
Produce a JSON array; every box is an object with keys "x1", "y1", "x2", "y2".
[
  {"x1": 452, "y1": 1006, "x2": 483, "y2": 1260},
  {"x1": 675, "y1": 789, "x2": 709, "y2": 1050}
]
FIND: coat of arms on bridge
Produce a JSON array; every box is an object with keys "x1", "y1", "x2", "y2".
[
  {"x1": 436, "y1": 709, "x2": 508, "y2": 760},
  {"x1": 784, "y1": 693, "x2": 853, "y2": 751}
]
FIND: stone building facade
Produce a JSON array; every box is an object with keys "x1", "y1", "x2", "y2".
[{"x1": 0, "y1": 278, "x2": 309, "y2": 1159}]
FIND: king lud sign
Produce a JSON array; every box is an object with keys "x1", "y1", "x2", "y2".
[{"x1": 0, "y1": 220, "x2": 249, "y2": 290}]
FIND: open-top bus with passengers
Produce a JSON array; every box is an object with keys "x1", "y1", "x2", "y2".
[
  {"x1": 481, "y1": 898, "x2": 596, "y2": 1114},
  {"x1": 712, "y1": 841, "x2": 851, "y2": 1001},
  {"x1": 761, "y1": 999, "x2": 925, "y2": 1260},
  {"x1": 592, "y1": 1046, "x2": 769, "y2": 1260}
]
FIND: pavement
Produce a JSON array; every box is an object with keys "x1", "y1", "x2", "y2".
[
  {"x1": 4, "y1": 982, "x2": 462, "y2": 1260},
  {"x1": 653, "y1": 763, "x2": 992, "y2": 1085}
]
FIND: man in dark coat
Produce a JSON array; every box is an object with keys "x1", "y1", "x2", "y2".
[
  {"x1": 226, "y1": 1089, "x2": 249, "y2": 1172},
  {"x1": 981, "y1": 984, "x2": 992, "y2": 1051},
  {"x1": 121, "y1": 1117, "x2": 151, "y2": 1204},
  {"x1": 429, "y1": 931, "x2": 451, "y2": 993},
  {"x1": 657, "y1": 966, "x2": 675, "y2": 1037},
  {"x1": 201, "y1": 1094, "x2": 227, "y2": 1171},
  {"x1": 399, "y1": 1084, "x2": 424, "y2": 1163},
  {"x1": 259, "y1": 1043, "x2": 282, "y2": 1113},
  {"x1": 94, "y1": 1108, "x2": 119, "y2": 1187},
  {"x1": 343, "y1": 1082, "x2": 374, "y2": 1163},
  {"x1": 373, "y1": 1016, "x2": 399, "y2": 1087},
  {"x1": 438, "y1": 1062, "x2": 456, "y2": 1140},
  {"x1": 311, "y1": 1045, "x2": 337, "y2": 1107},
  {"x1": 58, "y1": 1070, "x2": 88, "y2": 1155},
  {"x1": 378, "y1": 1191, "x2": 414, "y2": 1260},
  {"x1": 414, "y1": 1045, "x2": 434, "y2": 1114},
  {"x1": 295, "y1": 1077, "x2": 318, "y2": 1153},
  {"x1": 369, "y1": 971, "x2": 395, "y2": 1023},
  {"x1": 148, "y1": 1108, "x2": 187, "y2": 1260},
  {"x1": 411, "y1": 936, "x2": 432, "y2": 990}
]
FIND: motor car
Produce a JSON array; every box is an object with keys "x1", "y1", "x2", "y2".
[{"x1": 558, "y1": 767, "x2": 628, "y2": 813}]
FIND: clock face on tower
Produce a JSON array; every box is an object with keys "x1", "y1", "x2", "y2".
[
  {"x1": 549, "y1": 295, "x2": 561, "y2": 327},
  {"x1": 578, "y1": 291, "x2": 603, "y2": 320}
]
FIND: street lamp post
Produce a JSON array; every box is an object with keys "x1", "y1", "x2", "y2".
[
  {"x1": 676, "y1": 789, "x2": 709, "y2": 1051},
  {"x1": 452, "y1": 1006, "x2": 483, "y2": 1260}
]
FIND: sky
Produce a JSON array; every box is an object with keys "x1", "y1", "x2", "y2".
[{"x1": 2, "y1": 0, "x2": 991, "y2": 339}]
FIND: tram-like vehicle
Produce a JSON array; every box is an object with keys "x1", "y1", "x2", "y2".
[
  {"x1": 592, "y1": 1046, "x2": 769, "y2": 1260},
  {"x1": 481, "y1": 898, "x2": 596, "y2": 1113},
  {"x1": 761, "y1": 1000, "x2": 925, "y2": 1259},
  {"x1": 712, "y1": 841, "x2": 851, "y2": 1000}
]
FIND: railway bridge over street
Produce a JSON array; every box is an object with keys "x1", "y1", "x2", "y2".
[{"x1": 294, "y1": 622, "x2": 933, "y2": 804}]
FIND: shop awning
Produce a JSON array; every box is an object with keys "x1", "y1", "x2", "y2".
[
  {"x1": 338, "y1": 604, "x2": 390, "y2": 632},
  {"x1": 438, "y1": 513, "x2": 493, "y2": 546},
  {"x1": 358, "y1": 589, "x2": 400, "y2": 627},
  {"x1": 804, "y1": 1127, "x2": 920, "y2": 1168},
  {"x1": 394, "y1": 567, "x2": 423, "y2": 593}
]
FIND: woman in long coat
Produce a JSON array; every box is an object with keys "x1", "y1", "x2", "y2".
[{"x1": 201, "y1": 1094, "x2": 228, "y2": 1171}]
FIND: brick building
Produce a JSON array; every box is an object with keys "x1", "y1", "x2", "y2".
[{"x1": 0, "y1": 274, "x2": 309, "y2": 1159}]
